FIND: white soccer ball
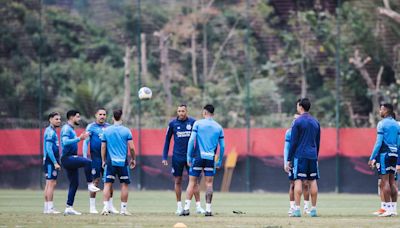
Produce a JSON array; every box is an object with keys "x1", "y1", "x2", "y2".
[{"x1": 138, "y1": 87, "x2": 152, "y2": 100}]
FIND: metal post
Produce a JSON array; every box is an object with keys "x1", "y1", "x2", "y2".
[
  {"x1": 136, "y1": 0, "x2": 142, "y2": 190},
  {"x1": 244, "y1": 0, "x2": 252, "y2": 192},
  {"x1": 38, "y1": 0, "x2": 44, "y2": 190},
  {"x1": 335, "y1": 0, "x2": 342, "y2": 193}
]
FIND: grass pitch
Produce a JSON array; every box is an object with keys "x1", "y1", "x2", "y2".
[{"x1": 0, "y1": 190, "x2": 398, "y2": 227}]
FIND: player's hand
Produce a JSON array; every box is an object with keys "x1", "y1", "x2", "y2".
[
  {"x1": 396, "y1": 165, "x2": 400, "y2": 172},
  {"x1": 162, "y1": 160, "x2": 168, "y2": 166},
  {"x1": 130, "y1": 159, "x2": 136, "y2": 169},
  {"x1": 54, "y1": 163, "x2": 61, "y2": 170},
  {"x1": 368, "y1": 159, "x2": 376, "y2": 168},
  {"x1": 79, "y1": 131, "x2": 90, "y2": 140},
  {"x1": 102, "y1": 161, "x2": 106, "y2": 169},
  {"x1": 216, "y1": 161, "x2": 222, "y2": 169},
  {"x1": 285, "y1": 161, "x2": 292, "y2": 173},
  {"x1": 187, "y1": 161, "x2": 192, "y2": 167}
]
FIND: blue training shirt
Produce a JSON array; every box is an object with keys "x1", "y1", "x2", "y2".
[
  {"x1": 83, "y1": 122, "x2": 110, "y2": 159},
  {"x1": 187, "y1": 118, "x2": 225, "y2": 167},
  {"x1": 102, "y1": 124, "x2": 133, "y2": 167},
  {"x1": 288, "y1": 113, "x2": 320, "y2": 161},
  {"x1": 162, "y1": 117, "x2": 196, "y2": 161},
  {"x1": 43, "y1": 125, "x2": 59, "y2": 164},
  {"x1": 283, "y1": 129, "x2": 291, "y2": 166},
  {"x1": 61, "y1": 124, "x2": 80, "y2": 157},
  {"x1": 370, "y1": 117, "x2": 400, "y2": 161}
]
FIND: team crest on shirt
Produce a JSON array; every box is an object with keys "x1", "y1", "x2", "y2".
[
  {"x1": 92, "y1": 168, "x2": 96, "y2": 175},
  {"x1": 52, "y1": 170, "x2": 57, "y2": 177},
  {"x1": 177, "y1": 126, "x2": 180, "y2": 130},
  {"x1": 186, "y1": 124, "x2": 192, "y2": 130}
]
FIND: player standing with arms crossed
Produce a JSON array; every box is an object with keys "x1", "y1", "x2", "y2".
[{"x1": 162, "y1": 104, "x2": 205, "y2": 215}]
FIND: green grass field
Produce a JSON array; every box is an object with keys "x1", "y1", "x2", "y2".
[{"x1": 0, "y1": 190, "x2": 399, "y2": 227}]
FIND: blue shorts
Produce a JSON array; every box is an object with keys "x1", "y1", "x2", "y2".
[
  {"x1": 91, "y1": 158, "x2": 103, "y2": 179},
  {"x1": 376, "y1": 152, "x2": 397, "y2": 175},
  {"x1": 172, "y1": 157, "x2": 189, "y2": 177},
  {"x1": 189, "y1": 158, "x2": 215, "y2": 177},
  {"x1": 103, "y1": 165, "x2": 131, "y2": 184},
  {"x1": 43, "y1": 162, "x2": 58, "y2": 180},
  {"x1": 293, "y1": 157, "x2": 319, "y2": 180}
]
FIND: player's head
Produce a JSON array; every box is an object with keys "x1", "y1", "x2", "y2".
[
  {"x1": 291, "y1": 113, "x2": 300, "y2": 126},
  {"x1": 203, "y1": 104, "x2": 215, "y2": 117},
  {"x1": 48, "y1": 112, "x2": 61, "y2": 128},
  {"x1": 296, "y1": 98, "x2": 311, "y2": 114},
  {"x1": 66, "y1": 110, "x2": 81, "y2": 126},
  {"x1": 380, "y1": 103, "x2": 394, "y2": 118},
  {"x1": 95, "y1": 108, "x2": 107, "y2": 124},
  {"x1": 177, "y1": 104, "x2": 188, "y2": 120},
  {"x1": 113, "y1": 109, "x2": 123, "y2": 122}
]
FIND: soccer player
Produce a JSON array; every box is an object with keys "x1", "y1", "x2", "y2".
[
  {"x1": 43, "y1": 112, "x2": 62, "y2": 214},
  {"x1": 286, "y1": 98, "x2": 320, "y2": 217},
  {"x1": 83, "y1": 108, "x2": 118, "y2": 214},
  {"x1": 181, "y1": 104, "x2": 225, "y2": 217},
  {"x1": 284, "y1": 114, "x2": 311, "y2": 215},
  {"x1": 369, "y1": 103, "x2": 400, "y2": 217},
  {"x1": 61, "y1": 110, "x2": 100, "y2": 215},
  {"x1": 162, "y1": 104, "x2": 205, "y2": 215},
  {"x1": 101, "y1": 109, "x2": 136, "y2": 216}
]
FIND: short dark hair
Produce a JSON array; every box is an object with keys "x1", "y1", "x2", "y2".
[
  {"x1": 66, "y1": 110, "x2": 79, "y2": 120},
  {"x1": 96, "y1": 107, "x2": 107, "y2": 113},
  {"x1": 48, "y1": 112, "x2": 60, "y2": 119},
  {"x1": 113, "y1": 109, "x2": 123, "y2": 121},
  {"x1": 381, "y1": 103, "x2": 394, "y2": 117},
  {"x1": 178, "y1": 104, "x2": 187, "y2": 108},
  {"x1": 203, "y1": 104, "x2": 215, "y2": 114},
  {"x1": 297, "y1": 98, "x2": 311, "y2": 112}
]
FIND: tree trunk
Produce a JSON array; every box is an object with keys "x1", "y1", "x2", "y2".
[
  {"x1": 159, "y1": 32, "x2": 173, "y2": 115},
  {"x1": 141, "y1": 33, "x2": 148, "y2": 84},
  {"x1": 122, "y1": 45, "x2": 132, "y2": 123},
  {"x1": 191, "y1": 31, "x2": 198, "y2": 86}
]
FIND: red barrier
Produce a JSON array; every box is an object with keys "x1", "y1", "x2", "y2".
[{"x1": 0, "y1": 128, "x2": 377, "y2": 157}]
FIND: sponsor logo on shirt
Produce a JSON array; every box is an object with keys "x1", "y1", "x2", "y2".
[{"x1": 176, "y1": 131, "x2": 191, "y2": 138}]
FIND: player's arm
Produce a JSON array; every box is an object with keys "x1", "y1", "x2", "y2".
[
  {"x1": 44, "y1": 140, "x2": 60, "y2": 170},
  {"x1": 316, "y1": 123, "x2": 321, "y2": 158},
  {"x1": 216, "y1": 129, "x2": 225, "y2": 168},
  {"x1": 187, "y1": 123, "x2": 198, "y2": 167},
  {"x1": 369, "y1": 122, "x2": 384, "y2": 167},
  {"x1": 128, "y1": 139, "x2": 136, "y2": 169},
  {"x1": 82, "y1": 125, "x2": 91, "y2": 158},
  {"x1": 61, "y1": 127, "x2": 89, "y2": 146},
  {"x1": 161, "y1": 122, "x2": 173, "y2": 166},
  {"x1": 101, "y1": 142, "x2": 107, "y2": 168},
  {"x1": 288, "y1": 121, "x2": 299, "y2": 164},
  {"x1": 283, "y1": 131, "x2": 290, "y2": 172},
  {"x1": 396, "y1": 130, "x2": 400, "y2": 170}
]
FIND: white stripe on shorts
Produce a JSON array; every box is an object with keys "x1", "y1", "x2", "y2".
[{"x1": 204, "y1": 167, "x2": 214, "y2": 171}]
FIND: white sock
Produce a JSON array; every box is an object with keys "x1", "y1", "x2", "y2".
[
  {"x1": 294, "y1": 204, "x2": 300, "y2": 210},
  {"x1": 304, "y1": 201, "x2": 310, "y2": 208},
  {"x1": 196, "y1": 201, "x2": 201, "y2": 208},
  {"x1": 206, "y1": 203, "x2": 211, "y2": 212},
  {"x1": 44, "y1": 202, "x2": 48, "y2": 212},
  {"x1": 48, "y1": 201, "x2": 54, "y2": 210},
  {"x1": 381, "y1": 202, "x2": 385, "y2": 209},
  {"x1": 393, "y1": 202, "x2": 397, "y2": 212},
  {"x1": 177, "y1": 201, "x2": 182, "y2": 210},
  {"x1": 90, "y1": 198, "x2": 96, "y2": 209},
  {"x1": 121, "y1": 202, "x2": 127, "y2": 212},
  {"x1": 184, "y1": 200, "x2": 191, "y2": 210},
  {"x1": 103, "y1": 201, "x2": 109, "y2": 209},
  {"x1": 109, "y1": 198, "x2": 114, "y2": 207},
  {"x1": 290, "y1": 201, "x2": 295, "y2": 209},
  {"x1": 384, "y1": 203, "x2": 390, "y2": 211},
  {"x1": 311, "y1": 206, "x2": 316, "y2": 211}
]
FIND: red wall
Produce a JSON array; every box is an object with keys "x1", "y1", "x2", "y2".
[{"x1": 0, "y1": 128, "x2": 376, "y2": 157}]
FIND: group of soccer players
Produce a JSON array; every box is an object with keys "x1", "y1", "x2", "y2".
[
  {"x1": 42, "y1": 98, "x2": 400, "y2": 218},
  {"x1": 43, "y1": 108, "x2": 136, "y2": 215},
  {"x1": 42, "y1": 104, "x2": 225, "y2": 217}
]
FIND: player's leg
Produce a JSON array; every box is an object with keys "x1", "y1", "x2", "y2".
[
  {"x1": 307, "y1": 158, "x2": 319, "y2": 217},
  {"x1": 46, "y1": 177, "x2": 60, "y2": 214},
  {"x1": 302, "y1": 180, "x2": 311, "y2": 214},
  {"x1": 101, "y1": 164, "x2": 114, "y2": 215},
  {"x1": 64, "y1": 156, "x2": 100, "y2": 192},
  {"x1": 288, "y1": 180, "x2": 295, "y2": 214},
  {"x1": 373, "y1": 177, "x2": 386, "y2": 215},
  {"x1": 119, "y1": 165, "x2": 131, "y2": 215},
  {"x1": 172, "y1": 157, "x2": 184, "y2": 214},
  {"x1": 389, "y1": 173, "x2": 397, "y2": 215},
  {"x1": 43, "y1": 164, "x2": 50, "y2": 213},
  {"x1": 181, "y1": 158, "x2": 201, "y2": 216},
  {"x1": 379, "y1": 153, "x2": 393, "y2": 216},
  {"x1": 63, "y1": 167, "x2": 81, "y2": 215},
  {"x1": 204, "y1": 175, "x2": 214, "y2": 216},
  {"x1": 291, "y1": 157, "x2": 303, "y2": 217},
  {"x1": 108, "y1": 185, "x2": 118, "y2": 213},
  {"x1": 186, "y1": 161, "x2": 205, "y2": 214},
  {"x1": 89, "y1": 159, "x2": 102, "y2": 213}
]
